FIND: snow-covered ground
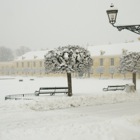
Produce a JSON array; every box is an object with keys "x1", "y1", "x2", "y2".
[{"x1": 0, "y1": 76, "x2": 140, "y2": 140}]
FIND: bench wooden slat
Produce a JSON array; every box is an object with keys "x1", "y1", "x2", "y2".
[
  {"x1": 35, "y1": 87, "x2": 69, "y2": 96},
  {"x1": 38, "y1": 91, "x2": 68, "y2": 94},
  {"x1": 103, "y1": 85, "x2": 126, "y2": 91},
  {"x1": 40, "y1": 87, "x2": 68, "y2": 90},
  {"x1": 108, "y1": 86, "x2": 124, "y2": 87}
]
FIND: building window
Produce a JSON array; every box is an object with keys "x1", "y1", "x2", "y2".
[
  {"x1": 27, "y1": 62, "x2": 30, "y2": 67},
  {"x1": 100, "y1": 58, "x2": 103, "y2": 66},
  {"x1": 110, "y1": 58, "x2": 114, "y2": 66},
  {"x1": 40, "y1": 61, "x2": 43, "y2": 67},
  {"x1": 22, "y1": 62, "x2": 24, "y2": 68},
  {"x1": 33, "y1": 62, "x2": 36, "y2": 67},
  {"x1": 16, "y1": 62, "x2": 19, "y2": 67}
]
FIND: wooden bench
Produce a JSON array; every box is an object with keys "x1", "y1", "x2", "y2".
[
  {"x1": 35, "y1": 87, "x2": 68, "y2": 96},
  {"x1": 103, "y1": 85, "x2": 126, "y2": 91}
]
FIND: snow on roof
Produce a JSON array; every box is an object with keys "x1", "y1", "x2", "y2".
[
  {"x1": 87, "y1": 42, "x2": 140, "y2": 56},
  {"x1": 15, "y1": 42, "x2": 140, "y2": 61},
  {"x1": 15, "y1": 50, "x2": 49, "y2": 61}
]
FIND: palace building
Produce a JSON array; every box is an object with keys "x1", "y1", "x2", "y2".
[
  {"x1": 88, "y1": 42, "x2": 140, "y2": 79},
  {"x1": 0, "y1": 42, "x2": 140, "y2": 79}
]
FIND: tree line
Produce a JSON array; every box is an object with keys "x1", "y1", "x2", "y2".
[{"x1": 0, "y1": 46, "x2": 31, "y2": 62}]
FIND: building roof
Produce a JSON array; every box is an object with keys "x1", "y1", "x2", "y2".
[
  {"x1": 15, "y1": 50, "x2": 49, "y2": 61},
  {"x1": 15, "y1": 42, "x2": 140, "y2": 61},
  {"x1": 88, "y1": 42, "x2": 140, "y2": 56}
]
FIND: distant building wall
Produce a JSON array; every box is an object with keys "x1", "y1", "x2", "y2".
[
  {"x1": 0, "y1": 62, "x2": 15, "y2": 75},
  {"x1": 91, "y1": 55, "x2": 133, "y2": 79},
  {"x1": 0, "y1": 51, "x2": 140, "y2": 79},
  {"x1": 0, "y1": 60, "x2": 45, "y2": 76},
  {"x1": 14, "y1": 59, "x2": 45, "y2": 76}
]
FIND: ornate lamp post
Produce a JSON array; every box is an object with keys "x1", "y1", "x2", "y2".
[{"x1": 106, "y1": 4, "x2": 140, "y2": 35}]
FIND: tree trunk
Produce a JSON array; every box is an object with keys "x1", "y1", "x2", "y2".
[
  {"x1": 67, "y1": 72, "x2": 72, "y2": 96},
  {"x1": 132, "y1": 72, "x2": 136, "y2": 90},
  {"x1": 88, "y1": 70, "x2": 90, "y2": 78}
]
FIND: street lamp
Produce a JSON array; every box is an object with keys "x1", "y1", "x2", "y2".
[{"x1": 106, "y1": 4, "x2": 140, "y2": 35}]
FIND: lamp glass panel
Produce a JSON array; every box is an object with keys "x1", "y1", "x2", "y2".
[{"x1": 108, "y1": 13, "x2": 117, "y2": 24}]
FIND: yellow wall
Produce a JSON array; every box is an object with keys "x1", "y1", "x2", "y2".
[
  {"x1": 92, "y1": 55, "x2": 133, "y2": 79},
  {"x1": 0, "y1": 55, "x2": 139, "y2": 79}
]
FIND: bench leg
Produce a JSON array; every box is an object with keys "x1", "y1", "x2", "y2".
[
  {"x1": 103, "y1": 88, "x2": 108, "y2": 91},
  {"x1": 50, "y1": 93, "x2": 55, "y2": 96}
]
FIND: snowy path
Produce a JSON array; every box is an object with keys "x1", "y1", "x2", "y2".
[
  {"x1": 68, "y1": 101, "x2": 140, "y2": 118},
  {"x1": 0, "y1": 101, "x2": 140, "y2": 140}
]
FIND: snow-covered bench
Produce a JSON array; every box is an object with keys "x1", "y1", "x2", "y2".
[
  {"x1": 5, "y1": 93, "x2": 35, "y2": 100},
  {"x1": 35, "y1": 87, "x2": 68, "y2": 96},
  {"x1": 103, "y1": 85, "x2": 126, "y2": 91}
]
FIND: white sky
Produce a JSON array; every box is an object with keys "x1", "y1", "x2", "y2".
[{"x1": 0, "y1": 0, "x2": 140, "y2": 50}]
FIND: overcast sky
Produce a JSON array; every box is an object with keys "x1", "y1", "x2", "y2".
[{"x1": 0, "y1": 0, "x2": 140, "y2": 50}]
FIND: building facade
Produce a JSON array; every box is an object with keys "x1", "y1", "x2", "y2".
[{"x1": 0, "y1": 42, "x2": 140, "y2": 79}]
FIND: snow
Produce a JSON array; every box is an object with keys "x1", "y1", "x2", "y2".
[
  {"x1": 44, "y1": 46, "x2": 92, "y2": 73},
  {"x1": 88, "y1": 41, "x2": 140, "y2": 56},
  {"x1": 0, "y1": 76, "x2": 140, "y2": 140},
  {"x1": 119, "y1": 52, "x2": 140, "y2": 73},
  {"x1": 15, "y1": 50, "x2": 48, "y2": 61},
  {"x1": 15, "y1": 42, "x2": 140, "y2": 61}
]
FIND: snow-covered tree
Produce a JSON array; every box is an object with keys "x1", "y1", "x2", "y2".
[
  {"x1": 119, "y1": 52, "x2": 140, "y2": 90},
  {"x1": 44, "y1": 45, "x2": 93, "y2": 96},
  {"x1": 0, "y1": 46, "x2": 14, "y2": 62},
  {"x1": 109, "y1": 66, "x2": 116, "y2": 79},
  {"x1": 96, "y1": 66, "x2": 104, "y2": 79}
]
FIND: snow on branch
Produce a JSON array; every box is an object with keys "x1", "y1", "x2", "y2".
[
  {"x1": 119, "y1": 51, "x2": 140, "y2": 73},
  {"x1": 44, "y1": 45, "x2": 93, "y2": 73}
]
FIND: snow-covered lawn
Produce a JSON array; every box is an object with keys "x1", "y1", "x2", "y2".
[{"x1": 0, "y1": 76, "x2": 140, "y2": 140}]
